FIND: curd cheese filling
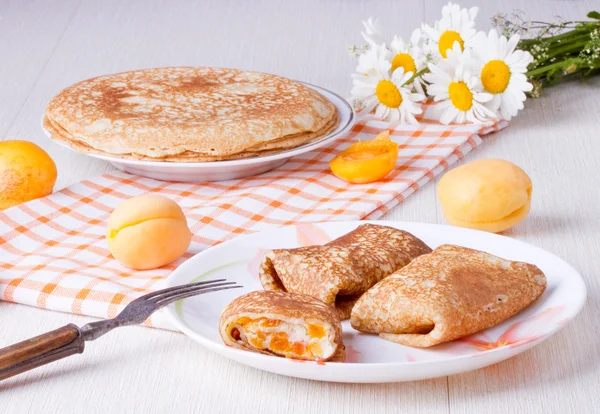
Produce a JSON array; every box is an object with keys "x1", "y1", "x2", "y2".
[{"x1": 230, "y1": 317, "x2": 335, "y2": 360}]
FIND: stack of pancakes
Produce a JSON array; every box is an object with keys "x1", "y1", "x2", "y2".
[{"x1": 43, "y1": 67, "x2": 339, "y2": 162}]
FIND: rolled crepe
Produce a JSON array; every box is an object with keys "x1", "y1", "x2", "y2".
[
  {"x1": 220, "y1": 290, "x2": 345, "y2": 362},
  {"x1": 259, "y1": 224, "x2": 432, "y2": 319},
  {"x1": 351, "y1": 245, "x2": 547, "y2": 347}
]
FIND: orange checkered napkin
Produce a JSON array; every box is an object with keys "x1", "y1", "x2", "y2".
[{"x1": 0, "y1": 112, "x2": 507, "y2": 330}]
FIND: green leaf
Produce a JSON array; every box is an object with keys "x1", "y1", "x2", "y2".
[{"x1": 587, "y1": 11, "x2": 600, "y2": 20}]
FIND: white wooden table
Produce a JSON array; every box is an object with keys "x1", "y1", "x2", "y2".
[{"x1": 1, "y1": 0, "x2": 599, "y2": 412}]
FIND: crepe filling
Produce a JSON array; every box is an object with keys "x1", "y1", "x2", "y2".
[{"x1": 230, "y1": 317, "x2": 335, "y2": 360}]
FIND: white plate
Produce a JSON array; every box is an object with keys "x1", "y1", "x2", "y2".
[
  {"x1": 42, "y1": 83, "x2": 354, "y2": 183},
  {"x1": 165, "y1": 221, "x2": 586, "y2": 383}
]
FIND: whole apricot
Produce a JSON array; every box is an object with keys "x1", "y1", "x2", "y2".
[
  {"x1": 437, "y1": 159, "x2": 532, "y2": 233},
  {"x1": 0, "y1": 140, "x2": 57, "y2": 209},
  {"x1": 107, "y1": 194, "x2": 192, "y2": 270}
]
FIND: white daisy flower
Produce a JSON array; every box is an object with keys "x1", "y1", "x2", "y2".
[
  {"x1": 351, "y1": 46, "x2": 425, "y2": 124},
  {"x1": 435, "y1": 37, "x2": 483, "y2": 74},
  {"x1": 361, "y1": 17, "x2": 385, "y2": 48},
  {"x1": 422, "y1": 2, "x2": 478, "y2": 60},
  {"x1": 472, "y1": 29, "x2": 534, "y2": 120},
  {"x1": 424, "y1": 45, "x2": 497, "y2": 124},
  {"x1": 388, "y1": 28, "x2": 428, "y2": 93},
  {"x1": 356, "y1": 43, "x2": 392, "y2": 76}
]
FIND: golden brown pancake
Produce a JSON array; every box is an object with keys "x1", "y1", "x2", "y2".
[
  {"x1": 220, "y1": 290, "x2": 344, "y2": 362},
  {"x1": 259, "y1": 224, "x2": 432, "y2": 319},
  {"x1": 43, "y1": 111, "x2": 339, "y2": 162},
  {"x1": 351, "y1": 245, "x2": 547, "y2": 347},
  {"x1": 44, "y1": 67, "x2": 339, "y2": 161}
]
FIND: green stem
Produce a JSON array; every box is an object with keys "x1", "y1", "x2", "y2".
[
  {"x1": 552, "y1": 38, "x2": 590, "y2": 53},
  {"x1": 409, "y1": 67, "x2": 429, "y2": 83},
  {"x1": 518, "y1": 26, "x2": 592, "y2": 45},
  {"x1": 526, "y1": 60, "x2": 566, "y2": 77},
  {"x1": 535, "y1": 40, "x2": 590, "y2": 65},
  {"x1": 552, "y1": 32, "x2": 594, "y2": 46},
  {"x1": 520, "y1": 31, "x2": 589, "y2": 48},
  {"x1": 528, "y1": 20, "x2": 587, "y2": 26},
  {"x1": 515, "y1": 14, "x2": 600, "y2": 92}
]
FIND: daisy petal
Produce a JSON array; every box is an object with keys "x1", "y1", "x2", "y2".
[
  {"x1": 440, "y1": 106, "x2": 458, "y2": 124},
  {"x1": 375, "y1": 104, "x2": 387, "y2": 119}
]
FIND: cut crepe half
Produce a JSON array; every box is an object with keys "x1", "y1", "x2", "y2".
[
  {"x1": 220, "y1": 290, "x2": 345, "y2": 362},
  {"x1": 259, "y1": 224, "x2": 432, "y2": 319},
  {"x1": 351, "y1": 245, "x2": 547, "y2": 348}
]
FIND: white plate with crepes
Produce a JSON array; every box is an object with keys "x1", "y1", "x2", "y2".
[
  {"x1": 42, "y1": 83, "x2": 354, "y2": 183},
  {"x1": 165, "y1": 220, "x2": 586, "y2": 383}
]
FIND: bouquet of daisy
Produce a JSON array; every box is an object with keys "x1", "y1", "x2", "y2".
[{"x1": 349, "y1": 2, "x2": 600, "y2": 125}]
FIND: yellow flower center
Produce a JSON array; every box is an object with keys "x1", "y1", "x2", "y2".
[
  {"x1": 481, "y1": 60, "x2": 511, "y2": 94},
  {"x1": 448, "y1": 81, "x2": 473, "y2": 111},
  {"x1": 375, "y1": 80, "x2": 403, "y2": 108},
  {"x1": 438, "y1": 30, "x2": 464, "y2": 58},
  {"x1": 391, "y1": 53, "x2": 417, "y2": 75}
]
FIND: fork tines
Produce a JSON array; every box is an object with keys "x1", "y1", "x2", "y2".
[{"x1": 140, "y1": 279, "x2": 242, "y2": 307}]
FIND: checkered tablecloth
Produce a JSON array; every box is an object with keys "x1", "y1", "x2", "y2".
[{"x1": 0, "y1": 110, "x2": 507, "y2": 330}]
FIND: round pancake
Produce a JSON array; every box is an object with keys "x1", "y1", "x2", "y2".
[
  {"x1": 43, "y1": 111, "x2": 339, "y2": 162},
  {"x1": 45, "y1": 67, "x2": 338, "y2": 160}
]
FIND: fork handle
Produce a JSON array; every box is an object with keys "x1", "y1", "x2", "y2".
[{"x1": 0, "y1": 324, "x2": 84, "y2": 381}]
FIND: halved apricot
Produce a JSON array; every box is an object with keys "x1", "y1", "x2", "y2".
[{"x1": 329, "y1": 130, "x2": 399, "y2": 184}]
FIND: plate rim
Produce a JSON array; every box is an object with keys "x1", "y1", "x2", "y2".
[
  {"x1": 164, "y1": 220, "x2": 587, "y2": 373},
  {"x1": 41, "y1": 83, "x2": 355, "y2": 168}
]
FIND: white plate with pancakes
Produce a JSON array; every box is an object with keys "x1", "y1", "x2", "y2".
[
  {"x1": 165, "y1": 220, "x2": 587, "y2": 383},
  {"x1": 42, "y1": 67, "x2": 354, "y2": 182}
]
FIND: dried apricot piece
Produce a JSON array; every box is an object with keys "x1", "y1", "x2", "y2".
[
  {"x1": 248, "y1": 331, "x2": 266, "y2": 349},
  {"x1": 329, "y1": 130, "x2": 399, "y2": 183},
  {"x1": 290, "y1": 341, "x2": 307, "y2": 356},
  {"x1": 308, "y1": 342, "x2": 323, "y2": 356},
  {"x1": 307, "y1": 324, "x2": 326, "y2": 339},
  {"x1": 236, "y1": 317, "x2": 252, "y2": 325},
  {"x1": 231, "y1": 328, "x2": 241, "y2": 341},
  {"x1": 270, "y1": 332, "x2": 290, "y2": 353},
  {"x1": 259, "y1": 319, "x2": 282, "y2": 328}
]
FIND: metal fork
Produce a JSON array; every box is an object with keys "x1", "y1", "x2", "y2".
[{"x1": 0, "y1": 279, "x2": 241, "y2": 381}]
